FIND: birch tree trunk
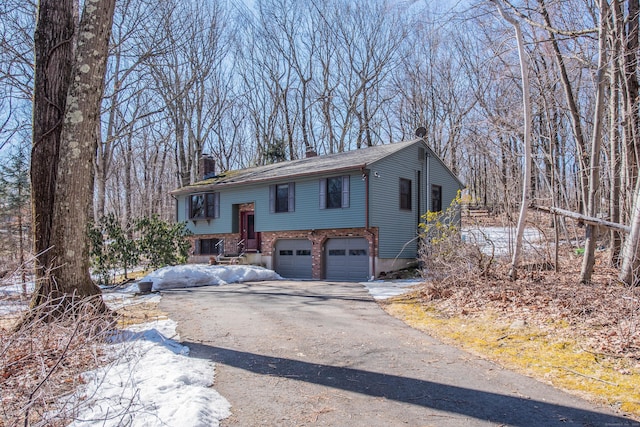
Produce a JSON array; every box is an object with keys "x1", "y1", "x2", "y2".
[
  {"x1": 29, "y1": 0, "x2": 117, "y2": 316},
  {"x1": 491, "y1": 0, "x2": 533, "y2": 280}
]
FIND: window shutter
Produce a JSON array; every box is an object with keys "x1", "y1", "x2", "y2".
[
  {"x1": 288, "y1": 182, "x2": 295, "y2": 212},
  {"x1": 269, "y1": 185, "x2": 276, "y2": 213},
  {"x1": 342, "y1": 175, "x2": 350, "y2": 208},
  {"x1": 214, "y1": 192, "x2": 220, "y2": 218},
  {"x1": 319, "y1": 179, "x2": 326, "y2": 209},
  {"x1": 195, "y1": 239, "x2": 201, "y2": 255},
  {"x1": 186, "y1": 196, "x2": 191, "y2": 220}
]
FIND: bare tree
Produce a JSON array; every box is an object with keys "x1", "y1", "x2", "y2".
[
  {"x1": 144, "y1": 0, "x2": 229, "y2": 186},
  {"x1": 620, "y1": 178, "x2": 640, "y2": 285},
  {"x1": 29, "y1": 0, "x2": 116, "y2": 316},
  {"x1": 333, "y1": 0, "x2": 407, "y2": 149},
  {"x1": 580, "y1": 0, "x2": 609, "y2": 283},
  {"x1": 0, "y1": 0, "x2": 35, "y2": 153},
  {"x1": 490, "y1": 0, "x2": 533, "y2": 280},
  {"x1": 95, "y1": 0, "x2": 160, "y2": 220}
]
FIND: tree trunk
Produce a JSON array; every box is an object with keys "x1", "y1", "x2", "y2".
[
  {"x1": 620, "y1": 176, "x2": 640, "y2": 285},
  {"x1": 29, "y1": 0, "x2": 117, "y2": 316},
  {"x1": 623, "y1": 0, "x2": 640, "y2": 194},
  {"x1": 539, "y1": 0, "x2": 590, "y2": 213},
  {"x1": 31, "y1": 0, "x2": 75, "y2": 283},
  {"x1": 491, "y1": 1, "x2": 533, "y2": 280},
  {"x1": 580, "y1": 0, "x2": 609, "y2": 284},
  {"x1": 532, "y1": 205, "x2": 631, "y2": 233},
  {"x1": 610, "y1": 0, "x2": 623, "y2": 266},
  {"x1": 124, "y1": 133, "x2": 133, "y2": 224}
]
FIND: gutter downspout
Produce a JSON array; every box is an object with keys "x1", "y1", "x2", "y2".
[
  {"x1": 426, "y1": 150, "x2": 431, "y2": 213},
  {"x1": 361, "y1": 166, "x2": 374, "y2": 279}
]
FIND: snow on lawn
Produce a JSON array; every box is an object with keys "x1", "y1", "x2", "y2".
[
  {"x1": 362, "y1": 279, "x2": 422, "y2": 300},
  {"x1": 67, "y1": 265, "x2": 282, "y2": 425},
  {"x1": 140, "y1": 264, "x2": 282, "y2": 291},
  {"x1": 0, "y1": 281, "x2": 33, "y2": 316},
  {"x1": 69, "y1": 319, "x2": 231, "y2": 427},
  {"x1": 462, "y1": 226, "x2": 544, "y2": 256}
]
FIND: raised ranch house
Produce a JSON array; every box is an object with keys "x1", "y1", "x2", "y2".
[{"x1": 171, "y1": 138, "x2": 463, "y2": 281}]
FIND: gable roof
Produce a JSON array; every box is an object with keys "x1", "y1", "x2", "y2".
[{"x1": 172, "y1": 139, "x2": 459, "y2": 195}]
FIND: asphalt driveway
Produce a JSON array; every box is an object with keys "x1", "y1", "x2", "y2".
[{"x1": 159, "y1": 280, "x2": 638, "y2": 426}]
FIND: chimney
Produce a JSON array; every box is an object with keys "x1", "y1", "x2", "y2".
[
  {"x1": 305, "y1": 148, "x2": 317, "y2": 158},
  {"x1": 198, "y1": 154, "x2": 216, "y2": 180}
]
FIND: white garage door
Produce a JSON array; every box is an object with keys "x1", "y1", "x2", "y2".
[
  {"x1": 274, "y1": 239, "x2": 313, "y2": 279},
  {"x1": 325, "y1": 238, "x2": 369, "y2": 281}
]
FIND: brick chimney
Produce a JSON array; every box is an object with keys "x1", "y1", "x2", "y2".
[{"x1": 198, "y1": 154, "x2": 216, "y2": 180}]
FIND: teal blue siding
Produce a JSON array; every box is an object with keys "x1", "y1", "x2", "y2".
[
  {"x1": 180, "y1": 173, "x2": 366, "y2": 235},
  {"x1": 369, "y1": 143, "x2": 462, "y2": 259},
  {"x1": 428, "y1": 151, "x2": 462, "y2": 215},
  {"x1": 369, "y1": 145, "x2": 424, "y2": 259},
  {"x1": 260, "y1": 175, "x2": 366, "y2": 231}
]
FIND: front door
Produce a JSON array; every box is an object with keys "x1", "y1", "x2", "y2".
[{"x1": 241, "y1": 211, "x2": 259, "y2": 251}]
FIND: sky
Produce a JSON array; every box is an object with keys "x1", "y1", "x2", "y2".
[{"x1": 0, "y1": 264, "x2": 419, "y2": 426}]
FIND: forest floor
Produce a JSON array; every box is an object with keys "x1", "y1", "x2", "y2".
[{"x1": 383, "y1": 213, "x2": 640, "y2": 419}]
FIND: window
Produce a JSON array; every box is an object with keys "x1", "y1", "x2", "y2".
[
  {"x1": 431, "y1": 185, "x2": 442, "y2": 212},
  {"x1": 189, "y1": 192, "x2": 219, "y2": 219},
  {"x1": 327, "y1": 177, "x2": 342, "y2": 208},
  {"x1": 198, "y1": 238, "x2": 222, "y2": 255},
  {"x1": 400, "y1": 178, "x2": 412, "y2": 210},
  {"x1": 270, "y1": 183, "x2": 295, "y2": 213},
  {"x1": 319, "y1": 176, "x2": 350, "y2": 209}
]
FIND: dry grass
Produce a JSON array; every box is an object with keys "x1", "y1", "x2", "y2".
[{"x1": 386, "y1": 213, "x2": 640, "y2": 420}]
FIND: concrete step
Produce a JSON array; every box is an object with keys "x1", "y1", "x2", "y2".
[{"x1": 210, "y1": 254, "x2": 246, "y2": 265}]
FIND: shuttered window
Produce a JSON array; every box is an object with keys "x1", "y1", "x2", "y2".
[
  {"x1": 319, "y1": 176, "x2": 349, "y2": 209},
  {"x1": 270, "y1": 182, "x2": 295, "y2": 213}
]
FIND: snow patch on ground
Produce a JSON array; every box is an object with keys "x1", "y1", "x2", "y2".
[
  {"x1": 140, "y1": 264, "x2": 282, "y2": 291},
  {"x1": 69, "y1": 319, "x2": 231, "y2": 427},
  {"x1": 362, "y1": 279, "x2": 421, "y2": 300},
  {"x1": 462, "y1": 226, "x2": 544, "y2": 256}
]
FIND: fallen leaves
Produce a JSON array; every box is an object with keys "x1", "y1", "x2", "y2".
[{"x1": 384, "y1": 241, "x2": 640, "y2": 420}]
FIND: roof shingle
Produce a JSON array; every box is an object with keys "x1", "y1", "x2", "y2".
[{"x1": 172, "y1": 139, "x2": 423, "y2": 195}]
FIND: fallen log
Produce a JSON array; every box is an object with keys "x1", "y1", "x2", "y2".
[{"x1": 531, "y1": 205, "x2": 630, "y2": 233}]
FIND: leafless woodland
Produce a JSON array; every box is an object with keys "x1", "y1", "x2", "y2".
[{"x1": 1, "y1": 0, "x2": 640, "y2": 282}]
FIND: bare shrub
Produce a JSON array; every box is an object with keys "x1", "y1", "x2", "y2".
[
  {"x1": 1, "y1": 295, "x2": 116, "y2": 426},
  {"x1": 419, "y1": 194, "x2": 495, "y2": 290}
]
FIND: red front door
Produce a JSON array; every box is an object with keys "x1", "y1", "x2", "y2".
[{"x1": 241, "y1": 211, "x2": 259, "y2": 252}]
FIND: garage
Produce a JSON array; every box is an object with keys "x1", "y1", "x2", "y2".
[
  {"x1": 325, "y1": 238, "x2": 369, "y2": 281},
  {"x1": 274, "y1": 239, "x2": 313, "y2": 279}
]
